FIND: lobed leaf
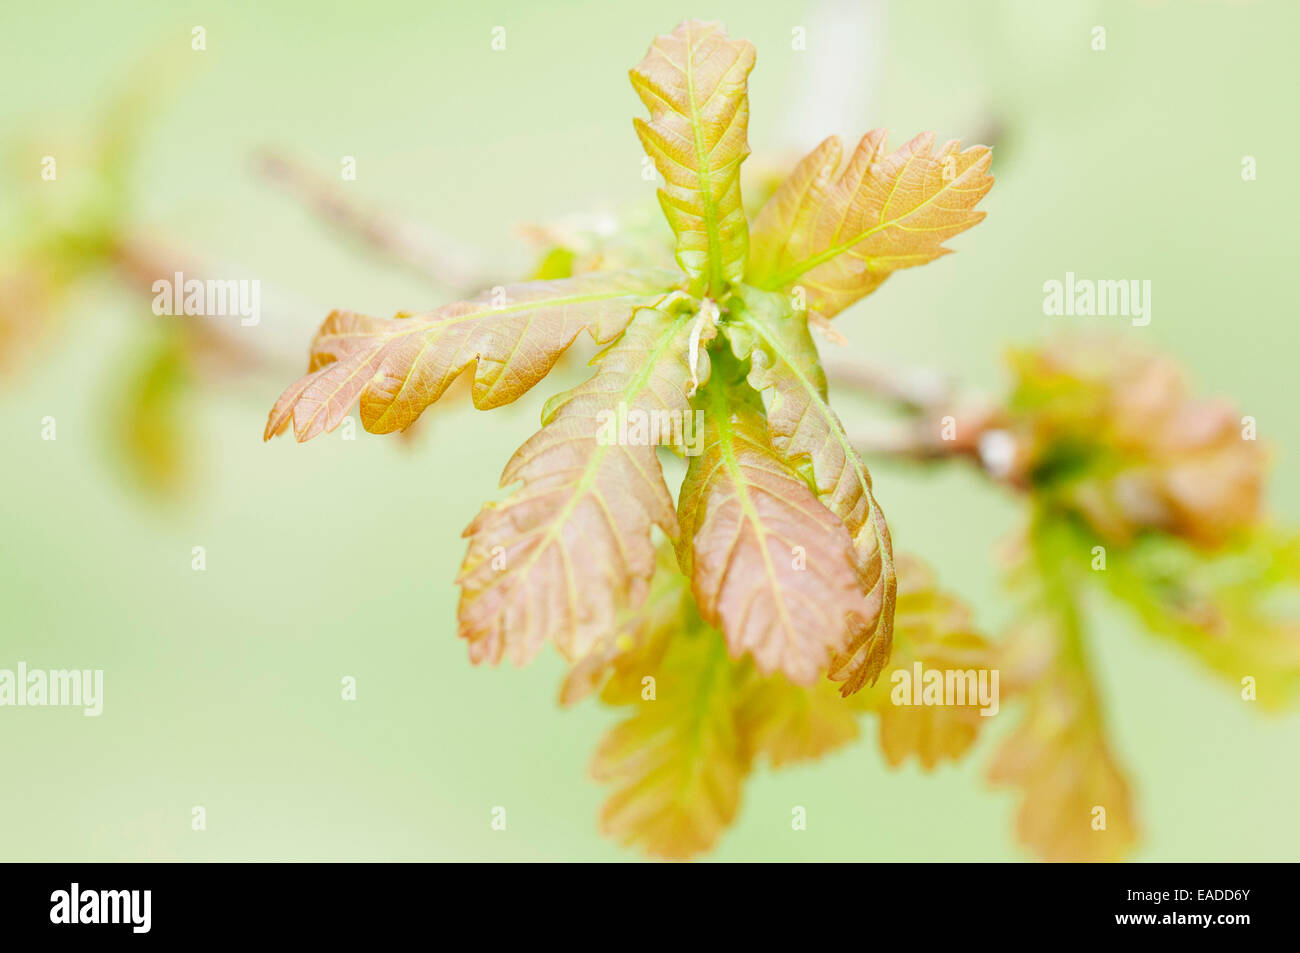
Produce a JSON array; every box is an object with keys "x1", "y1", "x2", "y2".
[
  {"x1": 568, "y1": 545, "x2": 869, "y2": 769},
  {"x1": 856, "y1": 555, "x2": 996, "y2": 769},
  {"x1": 745, "y1": 137, "x2": 842, "y2": 282},
  {"x1": 747, "y1": 131, "x2": 993, "y2": 317},
  {"x1": 988, "y1": 518, "x2": 1138, "y2": 862},
  {"x1": 1100, "y1": 530, "x2": 1300, "y2": 709},
  {"x1": 631, "y1": 20, "x2": 756, "y2": 295},
  {"x1": 1003, "y1": 337, "x2": 1266, "y2": 548},
  {"x1": 457, "y1": 301, "x2": 709, "y2": 666},
  {"x1": 264, "y1": 269, "x2": 678, "y2": 441},
  {"x1": 729, "y1": 286, "x2": 897, "y2": 694},
  {"x1": 590, "y1": 621, "x2": 747, "y2": 861},
  {"x1": 734, "y1": 672, "x2": 862, "y2": 768},
  {"x1": 112, "y1": 328, "x2": 192, "y2": 494},
  {"x1": 559, "y1": 543, "x2": 687, "y2": 706},
  {"x1": 988, "y1": 636, "x2": 1139, "y2": 863},
  {"x1": 676, "y1": 376, "x2": 867, "y2": 684}
]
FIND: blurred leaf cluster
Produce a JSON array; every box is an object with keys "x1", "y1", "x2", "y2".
[{"x1": 0, "y1": 58, "x2": 247, "y2": 495}]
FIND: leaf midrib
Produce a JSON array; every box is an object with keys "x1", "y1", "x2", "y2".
[
  {"x1": 474, "y1": 311, "x2": 692, "y2": 630},
  {"x1": 706, "y1": 383, "x2": 800, "y2": 658},
  {"x1": 681, "y1": 22, "x2": 726, "y2": 297},
  {"x1": 742, "y1": 314, "x2": 872, "y2": 517},
  {"x1": 759, "y1": 155, "x2": 971, "y2": 290}
]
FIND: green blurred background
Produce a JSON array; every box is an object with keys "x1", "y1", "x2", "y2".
[{"x1": 2, "y1": 0, "x2": 1297, "y2": 860}]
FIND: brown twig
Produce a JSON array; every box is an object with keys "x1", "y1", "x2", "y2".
[
  {"x1": 107, "y1": 234, "x2": 271, "y2": 375},
  {"x1": 831, "y1": 358, "x2": 1023, "y2": 487},
  {"x1": 825, "y1": 356, "x2": 954, "y2": 412},
  {"x1": 254, "y1": 149, "x2": 491, "y2": 293}
]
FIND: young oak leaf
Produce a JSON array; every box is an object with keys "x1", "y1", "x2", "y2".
[
  {"x1": 558, "y1": 543, "x2": 687, "y2": 706},
  {"x1": 676, "y1": 376, "x2": 866, "y2": 684},
  {"x1": 111, "y1": 327, "x2": 192, "y2": 494},
  {"x1": 631, "y1": 20, "x2": 756, "y2": 296},
  {"x1": 989, "y1": 520, "x2": 1138, "y2": 862},
  {"x1": 734, "y1": 670, "x2": 863, "y2": 769},
  {"x1": 747, "y1": 131, "x2": 993, "y2": 317},
  {"x1": 263, "y1": 269, "x2": 678, "y2": 442},
  {"x1": 568, "y1": 545, "x2": 750, "y2": 858},
  {"x1": 1001, "y1": 337, "x2": 1266, "y2": 548},
  {"x1": 728, "y1": 285, "x2": 897, "y2": 694},
  {"x1": 987, "y1": 631, "x2": 1139, "y2": 863},
  {"x1": 572, "y1": 545, "x2": 868, "y2": 770},
  {"x1": 457, "y1": 302, "x2": 711, "y2": 666},
  {"x1": 856, "y1": 555, "x2": 996, "y2": 769},
  {"x1": 1100, "y1": 530, "x2": 1300, "y2": 710},
  {"x1": 590, "y1": 621, "x2": 748, "y2": 861}
]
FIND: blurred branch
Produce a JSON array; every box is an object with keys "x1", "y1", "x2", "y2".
[
  {"x1": 825, "y1": 355, "x2": 954, "y2": 412},
  {"x1": 107, "y1": 235, "x2": 268, "y2": 375},
  {"x1": 254, "y1": 149, "x2": 491, "y2": 293},
  {"x1": 829, "y1": 357, "x2": 1022, "y2": 487}
]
